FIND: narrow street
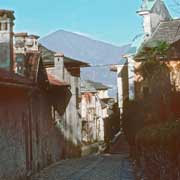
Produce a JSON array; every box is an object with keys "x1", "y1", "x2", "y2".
[
  {"x1": 31, "y1": 154, "x2": 135, "y2": 180},
  {"x1": 1, "y1": 1, "x2": 179, "y2": 180},
  {"x1": 32, "y1": 135, "x2": 135, "y2": 180}
]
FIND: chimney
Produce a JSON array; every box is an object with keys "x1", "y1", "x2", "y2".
[
  {"x1": 54, "y1": 53, "x2": 64, "y2": 80},
  {"x1": 0, "y1": 9, "x2": 15, "y2": 71}
]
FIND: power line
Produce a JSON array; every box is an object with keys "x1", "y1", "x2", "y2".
[{"x1": 65, "y1": 63, "x2": 131, "y2": 70}]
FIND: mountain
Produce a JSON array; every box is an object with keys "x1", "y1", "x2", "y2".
[{"x1": 40, "y1": 30, "x2": 130, "y2": 96}]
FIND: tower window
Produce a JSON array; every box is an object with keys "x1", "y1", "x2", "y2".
[
  {"x1": 34, "y1": 41, "x2": 37, "y2": 46},
  {"x1": 4, "y1": 23, "x2": 8, "y2": 30},
  {"x1": 0, "y1": 23, "x2": 2, "y2": 31}
]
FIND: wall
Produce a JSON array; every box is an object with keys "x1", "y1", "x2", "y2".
[
  {"x1": 0, "y1": 31, "x2": 13, "y2": 70},
  {"x1": 134, "y1": 60, "x2": 180, "y2": 100},
  {"x1": 81, "y1": 93, "x2": 96, "y2": 143},
  {"x1": 168, "y1": 61, "x2": 180, "y2": 92},
  {"x1": 64, "y1": 71, "x2": 81, "y2": 157},
  {"x1": 0, "y1": 88, "x2": 27, "y2": 179},
  {"x1": 97, "y1": 90, "x2": 109, "y2": 99},
  {"x1": 81, "y1": 92, "x2": 105, "y2": 143},
  {"x1": 117, "y1": 65, "x2": 129, "y2": 114},
  {"x1": 0, "y1": 87, "x2": 63, "y2": 180},
  {"x1": 46, "y1": 65, "x2": 82, "y2": 158},
  {"x1": 127, "y1": 56, "x2": 135, "y2": 100}
]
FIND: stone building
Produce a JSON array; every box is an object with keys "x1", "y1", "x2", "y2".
[
  {"x1": 41, "y1": 45, "x2": 89, "y2": 158},
  {"x1": 110, "y1": 64, "x2": 129, "y2": 116},
  {"x1": 131, "y1": 0, "x2": 173, "y2": 99},
  {"x1": 80, "y1": 80, "x2": 103, "y2": 143},
  {"x1": 0, "y1": 70, "x2": 67, "y2": 179},
  {"x1": 0, "y1": 10, "x2": 14, "y2": 71},
  {"x1": 14, "y1": 32, "x2": 40, "y2": 76},
  {"x1": 80, "y1": 80, "x2": 114, "y2": 144},
  {"x1": 111, "y1": 0, "x2": 177, "y2": 115},
  {"x1": 0, "y1": 9, "x2": 68, "y2": 180},
  {"x1": 132, "y1": 0, "x2": 180, "y2": 100}
]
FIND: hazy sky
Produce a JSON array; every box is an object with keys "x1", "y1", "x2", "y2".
[{"x1": 0, "y1": 0, "x2": 178, "y2": 45}]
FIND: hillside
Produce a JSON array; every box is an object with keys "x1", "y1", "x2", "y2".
[{"x1": 40, "y1": 30, "x2": 130, "y2": 96}]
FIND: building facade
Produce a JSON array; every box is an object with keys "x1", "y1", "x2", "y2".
[
  {"x1": 42, "y1": 47, "x2": 89, "y2": 158},
  {"x1": 80, "y1": 80, "x2": 114, "y2": 144},
  {"x1": 112, "y1": 0, "x2": 177, "y2": 115},
  {"x1": 0, "y1": 9, "x2": 90, "y2": 180}
]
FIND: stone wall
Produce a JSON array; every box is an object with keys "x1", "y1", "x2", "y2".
[
  {"x1": 47, "y1": 65, "x2": 82, "y2": 158},
  {"x1": 0, "y1": 87, "x2": 63, "y2": 180},
  {"x1": 63, "y1": 72, "x2": 82, "y2": 158},
  {"x1": 0, "y1": 42, "x2": 11, "y2": 70}
]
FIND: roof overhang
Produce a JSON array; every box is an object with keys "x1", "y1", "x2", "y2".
[
  {"x1": 0, "y1": 68, "x2": 36, "y2": 89},
  {"x1": 136, "y1": 10, "x2": 150, "y2": 15},
  {"x1": 48, "y1": 74, "x2": 70, "y2": 87}
]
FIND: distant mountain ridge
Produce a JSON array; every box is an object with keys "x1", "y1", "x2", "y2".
[{"x1": 40, "y1": 30, "x2": 131, "y2": 96}]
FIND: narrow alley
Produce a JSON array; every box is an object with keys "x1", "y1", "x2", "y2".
[
  {"x1": 1, "y1": 1, "x2": 180, "y2": 180},
  {"x1": 32, "y1": 135, "x2": 135, "y2": 180},
  {"x1": 31, "y1": 154, "x2": 134, "y2": 180}
]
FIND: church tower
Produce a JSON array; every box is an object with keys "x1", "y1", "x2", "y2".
[
  {"x1": 0, "y1": 10, "x2": 15, "y2": 71},
  {"x1": 137, "y1": 0, "x2": 171, "y2": 38}
]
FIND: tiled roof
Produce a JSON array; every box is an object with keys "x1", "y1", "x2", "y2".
[
  {"x1": 0, "y1": 68, "x2": 34, "y2": 87},
  {"x1": 28, "y1": 35, "x2": 40, "y2": 39},
  {"x1": 86, "y1": 80, "x2": 111, "y2": 90},
  {"x1": 48, "y1": 74, "x2": 69, "y2": 87},
  {"x1": 81, "y1": 80, "x2": 97, "y2": 93},
  {"x1": 39, "y1": 44, "x2": 89, "y2": 68},
  {"x1": 14, "y1": 32, "x2": 28, "y2": 37},
  {"x1": 145, "y1": 19, "x2": 180, "y2": 46}
]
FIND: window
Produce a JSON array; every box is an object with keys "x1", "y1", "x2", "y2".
[
  {"x1": 0, "y1": 23, "x2": 2, "y2": 31},
  {"x1": 4, "y1": 22, "x2": 8, "y2": 30},
  {"x1": 34, "y1": 41, "x2": 38, "y2": 46},
  {"x1": 76, "y1": 87, "x2": 79, "y2": 109}
]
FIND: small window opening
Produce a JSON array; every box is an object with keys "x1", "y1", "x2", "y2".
[
  {"x1": 4, "y1": 22, "x2": 8, "y2": 30},
  {"x1": 76, "y1": 87, "x2": 79, "y2": 108}
]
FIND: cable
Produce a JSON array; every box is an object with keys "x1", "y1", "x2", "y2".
[{"x1": 63, "y1": 63, "x2": 130, "y2": 70}]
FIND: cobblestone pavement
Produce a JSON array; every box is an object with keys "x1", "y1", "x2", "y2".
[{"x1": 31, "y1": 153, "x2": 135, "y2": 180}]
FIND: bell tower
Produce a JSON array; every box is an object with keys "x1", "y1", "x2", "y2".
[
  {"x1": 0, "y1": 10, "x2": 15, "y2": 71},
  {"x1": 137, "y1": 0, "x2": 171, "y2": 38}
]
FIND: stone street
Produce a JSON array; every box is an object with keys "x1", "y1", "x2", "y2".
[{"x1": 31, "y1": 153, "x2": 135, "y2": 180}]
